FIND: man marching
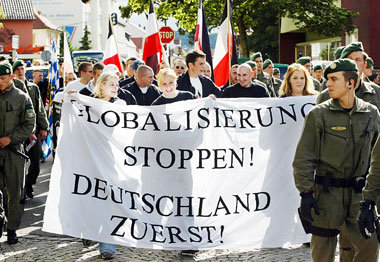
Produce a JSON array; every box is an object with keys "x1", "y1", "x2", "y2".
[{"x1": 293, "y1": 59, "x2": 380, "y2": 261}]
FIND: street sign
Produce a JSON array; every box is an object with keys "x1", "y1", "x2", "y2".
[
  {"x1": 12, "y1": 35, "x2": 19, "y2": 49},
  {"x1": 159, "y1": 26, "x2": 175, "y2": 44},
  {"x1": 41, "y1": 50, "x2": 51, "y2": 62}
]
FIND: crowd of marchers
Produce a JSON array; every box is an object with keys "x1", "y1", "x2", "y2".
[{"x1": 1, "y1": 41, "x2": 380, "y2": 261}]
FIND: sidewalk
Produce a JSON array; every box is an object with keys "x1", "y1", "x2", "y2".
[{"x1": 0, "y1": 157, "x2": 315, "y2": 261}]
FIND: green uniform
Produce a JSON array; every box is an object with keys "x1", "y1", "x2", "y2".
[
  {"x1": 13, "y1": 78, "x2": 28, "y2": 94},
  {"x1": 293, "y1": 97, "x2": 380, "y2": 262},
  {"x1": 24, "y1": 80, "x2": 48, "y2": 131},
  {"x1": 363, "y1": 135, "x2": 380, "y2": 201},
  {"x1": 312, "y1": 78, "x2": 322, "y2": 92},
  {"x1": 319, "y1": 61, "x2": 380, "y2": 261},
  {"x1": 0, "y1": 83, "x2": 35, "y2": 230},
  {"x1": 272, "y1": 77, "x2": 283, "y2": 96},
  {"x1": 257, "y1": 71, "x2": 276, "y2": 97},
  {"x1": 23, "y1": 80, "x2": 48, "y2": 192}
]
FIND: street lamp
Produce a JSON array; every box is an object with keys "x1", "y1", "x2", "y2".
[{"x1": 246, "y1": 27, "x2": 253, "y2": 36}]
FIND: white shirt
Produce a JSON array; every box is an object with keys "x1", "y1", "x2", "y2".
[
  {"x1": 140, "y1": 86, "x2": 148, "y2": 94},
  {"x1": 190, "y1": 77, "x2": 202, "y2": 98},
  {"x1": 64, "y1": 79, "x2": 86, "y2": 94}
]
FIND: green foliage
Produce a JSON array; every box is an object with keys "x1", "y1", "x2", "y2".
[
  {"x1": 59, "y1": 32, "x2": 64, "y2": 57},
  {"x1": 79, "y1": 24, "x2": 92, "y2": 50},
  {"x1": 120, "y1": 0, "x2": 357, "y2": 61}
]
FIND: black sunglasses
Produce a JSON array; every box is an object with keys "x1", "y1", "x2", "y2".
[{"x1": 176, "y1": 66, "x2": 185, "y2": 69}]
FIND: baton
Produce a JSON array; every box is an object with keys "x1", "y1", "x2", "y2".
[{"x1": 6, "y1": 145, "x2": 30, "y2": 161}]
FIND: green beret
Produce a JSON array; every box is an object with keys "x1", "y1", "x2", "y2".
[
  {"x1": 0, "y1": 62, "x2": 13, "y2": 76},
  {"x1": 296, "y1": 56, "x2": 311, "y2": 65},
  {"x1": 313, "y1": 64, "x2": 323, "y2": 71},
  {"x1": 262, "y1": 59, "x2": 273, "y2": 70},
  {"x1": 12, "y1": 60, "x2": 25, "y2": 72},
  {"x1": 323, "y1": 59, "x2": 358, "y2": 79},
  {"x1": 340, "y1": 42, "x2": 363, "y2": 59},
  {"x1": 273, "y1": 68, "x2": 280, "y2": 75},
  {"x1": 366, "y1": 57, "x2": 374, "y2": 68},
  {"x1": 245, "y1": 61, "x2": 257, "y2": 69},
  {"x1": 334, "y1": 46, "x2": 345, "y2": 60},
  {"x1": 251, "y1": 52, "x2": 262, "y2": 61}
]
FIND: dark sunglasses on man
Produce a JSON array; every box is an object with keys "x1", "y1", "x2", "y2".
[{"x1": 176, "y1": 66, "x2": 185, "y2": 70}]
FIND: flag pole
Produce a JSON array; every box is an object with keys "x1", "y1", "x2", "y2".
[
  {"x1": 152, "y1": 2, "x2": 168, "y2": 68},
  {"x1": 109, "y1": 15, "x2": 124, "y2": 74},
  {"x1": 227, "y1": 0, "x2": 231, "y2": 86}
]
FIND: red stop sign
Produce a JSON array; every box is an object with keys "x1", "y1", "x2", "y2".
[{"x1": 159, "y1": 26, "x2": 175, "y2": 44}]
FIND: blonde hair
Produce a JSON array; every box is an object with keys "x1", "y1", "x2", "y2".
[
  {"x1": 93, "y1": 72, "x2": 119, "y2": 98},
  {"x1": 278, "y1": 63, "x2": 319, "y2": 96},
  {"x1": 156, "y1": 68, "x2": 177, "y2": 87}
]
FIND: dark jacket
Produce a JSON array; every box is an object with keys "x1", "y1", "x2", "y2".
[
  {"x1": 177, "y1": 72, "x2": 222, "y2": 98},
  {"x1": 123, "y1": 81, "x2": 161, "y2": 106},
  {"x1": 222, "y1": 82, "x2": 269, "y2": 98}
]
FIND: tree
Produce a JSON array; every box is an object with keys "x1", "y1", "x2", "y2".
[
  {"x1": 79, "y1": 24, "x2": 92, "y2": 50},
  {"x1": 120, "y1": 0, "x2": 357, "y2": 60}
]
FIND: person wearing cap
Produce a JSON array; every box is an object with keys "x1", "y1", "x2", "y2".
[
  {"x1": 334, "y1": 46, "x2": 345, "y2": 60},
  {"x1": 296, "y1": 56, "x2": 322, "y2": 92},
  {"x1": 221, "y1": 64, "x2": 239, "y2": 90},
  {"x1": 64, "y1": 62, "x2": 93, "y2": 94},
  {"x1": 222, "y1": 63, "x2": 269, "y2": 98},
  {"x1": 273, "y1": 68, "x2": 281, "y2": 79},
  {"x1": 13, "y1": 60, "x2": 48, "y2": 199},
  {"x1": 177, "y1": 50, "x2": 221, "y2": 98},
  {"x1": 293, "y1": 58, "x2": 380, "y2": 261},
  {"x1": 313, "y1": 64, "x2": 325, "y2": 84},
  {"x1": 317, "y1": 42, "x2": 380, "y2": 111},
  {"x1": 317, "y1": 42, "x2": 380, "y2": 261},
  {"x1": 251, "y1": 52, "x2": 276, "y2": 97},
  {"x1": 364, "y1": 56, "x2": 375, "y2": 84},
  {"x1": 263, "y1": 59, "x2": 282, "y2": 96},
  {"x1": 0, "y1": 62, "x2": 36, "y2": 244}
]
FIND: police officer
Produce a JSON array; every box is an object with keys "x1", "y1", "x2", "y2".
[
  {"x1": 317, "y1": 42, "x2": 380, "y2": 262},
  {"x1": 296, "y1": 56, "x2": 322, "y2": 92},
  {"x1": 13, "y1": 60, "x2": 48, "y2": 198},
  {"x1": 0, "y1": 62, "x2": 35, "y2": 244},
  {"x1": 250, "y1": 52, "x2": 276, "y2": 97},
  {"x1": 293, "y1": 59, "x2": 380, "y2": 261}
]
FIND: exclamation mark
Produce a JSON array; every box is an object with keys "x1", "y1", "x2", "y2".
[
  {"x1": 250, "y1": 147, "x2": 254, "y2": 166},
  {"x1": 220, "y1": 225, "x2": 225, "y2": 243}
]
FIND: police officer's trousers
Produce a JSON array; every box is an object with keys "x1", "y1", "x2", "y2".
[{"x1": 0, "y1": 148, "x2": 25, "y2": 230}]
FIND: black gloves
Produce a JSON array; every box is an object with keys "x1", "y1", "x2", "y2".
[
  {"x1": 300, "y1": 192, "x2": 320, "y2": 222},
  {"x1": 357, "y1": 200, "x2": 376, "y2": 239}
]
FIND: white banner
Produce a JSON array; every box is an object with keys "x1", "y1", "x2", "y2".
[{"x1": 43, "y1": 94, "x2": 316, "y2": 250}]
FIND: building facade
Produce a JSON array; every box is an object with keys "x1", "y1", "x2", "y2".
[{"x1": 279, "y1": 0, "x2": 380, "y2": 66}]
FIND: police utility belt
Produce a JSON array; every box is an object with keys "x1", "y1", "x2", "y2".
[{"x1": 315, "y1": 172, "x2": 366, "y2": 193}]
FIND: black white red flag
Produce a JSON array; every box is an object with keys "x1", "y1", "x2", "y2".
[
  {"x1": 213, "y1": 0, "x2": 238, "y2": 87},
  {"x1": 142, "y1": 0, "x2": 163, "y2": 75}
]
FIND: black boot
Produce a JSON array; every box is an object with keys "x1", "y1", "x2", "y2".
[
  {"x1": 25, "y1": 184, "x2": 34, "y2": 199},
  {"x1": 7, "y1": 229, "x2": 18, "y2": 245}
]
